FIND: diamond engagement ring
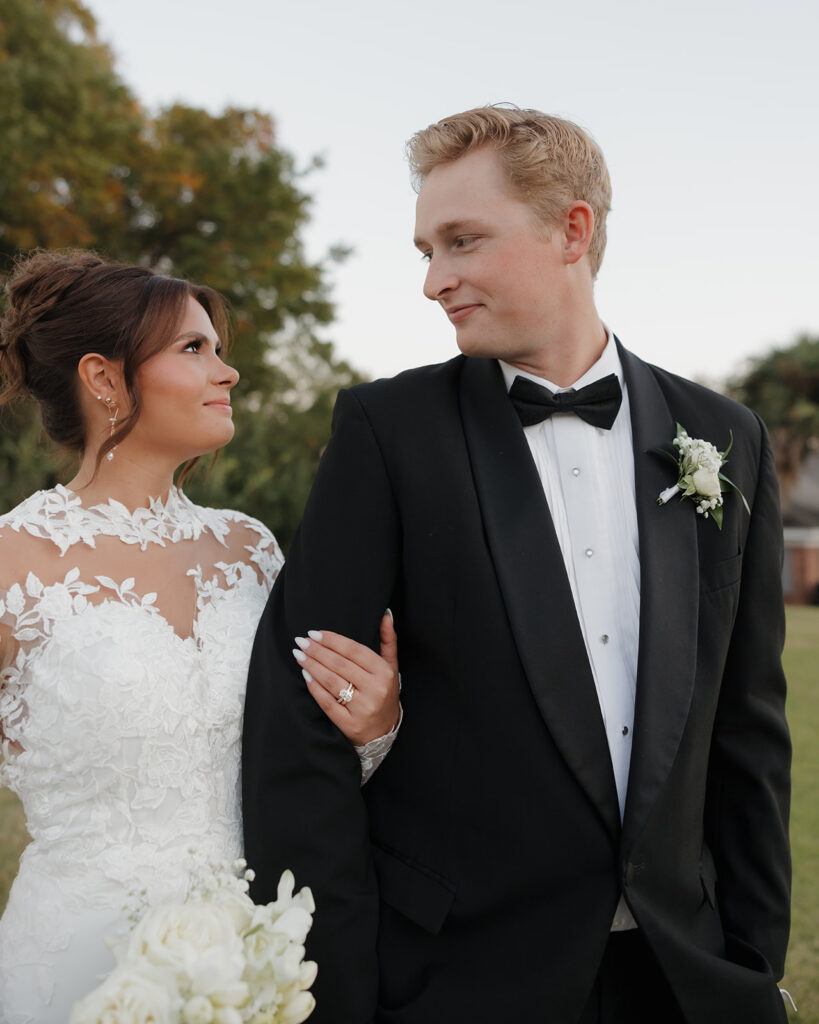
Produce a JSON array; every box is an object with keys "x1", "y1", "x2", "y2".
[{"x1": 337, "y1": 684, "x2": 355, "y2": 705}]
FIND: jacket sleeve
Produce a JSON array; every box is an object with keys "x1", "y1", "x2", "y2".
[
  {"x1": 707, "y1": 416, "x2": 791, "y2": 978},
  {"x1": 242, "y1": 387, "x2": 400, "y2": 1024}
]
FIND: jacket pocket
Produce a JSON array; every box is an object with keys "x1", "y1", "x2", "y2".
[
  {"x1": 699, "y1": 552, "x2": 743, "y2": 595},
  {"x1": 372, "y1": 842, "x2": 456, "y2": 935}
]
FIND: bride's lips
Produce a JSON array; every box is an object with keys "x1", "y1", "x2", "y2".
[
  {"x1": 205, "y1": 400, "x2": 232, "y2": 412},
  {"x1": 445, "y1": 303, "x2": 482, "y2": 324}
]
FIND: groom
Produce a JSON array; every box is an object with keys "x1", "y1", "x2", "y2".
[{"x1": 242, "y1": 106, "x2": 791, "y2": 1023}]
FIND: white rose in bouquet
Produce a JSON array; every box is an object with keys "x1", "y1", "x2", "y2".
[
  {"x1": 69, "y1": 965, "x2": 176, "y2": 1024},
  {"x1": 72, "y1": 863, "x2": 317, "y2": 1023},
  {"x1": 126, "y1": 901, "x2": 247, "y2": 1003},
  {"x1": 183, "y1": 997, "x2": 215, "y2": 1024},
  {"x1": 208, "y1": 881, "x2": 255, "y2": 935},
  {"x1": 240, "y1": 872, "x2": 317, "y2": 1024}
]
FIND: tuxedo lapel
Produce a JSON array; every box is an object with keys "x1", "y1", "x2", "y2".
[
  {"x1": 618, "y1": 344, "x2": 700, "y2": 848},
  {"x1": 459, "y1": 357, "x2": 620, "y2": 841}
]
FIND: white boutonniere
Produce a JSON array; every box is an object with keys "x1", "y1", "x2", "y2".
[{"x1": 654, "y1": 423, "x2": 749, "y2": 530}]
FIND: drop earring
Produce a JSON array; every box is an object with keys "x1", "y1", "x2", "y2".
[{"x1": 105, "y1": 397, "x2": 118, "y2": 462}]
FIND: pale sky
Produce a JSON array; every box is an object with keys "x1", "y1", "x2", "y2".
[{"x1": 84, "y1": 0, "x2": 818, "y2": 386}]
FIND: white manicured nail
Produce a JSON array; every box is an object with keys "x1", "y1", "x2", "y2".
[
  {"x1": 294, "y1": 636, "x2": 310, "y2": 651},
  {"x1": 302, "y1": 669, "x2": 312, "y2": 683},
  {"x1": 308, "y1": 630, "x2": 323, "y2": 641},
  {"x1": 292, "y1": 648, "x2": 306, "y2": 663}
]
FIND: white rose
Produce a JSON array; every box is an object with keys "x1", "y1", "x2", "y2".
[
  {"x1": 692, "y1": 467, "x2": 721, "y2": 498},
  {"x1": 213, "y1": 1009, "x2": 243, "y2": 1024},
  {"x1": 184, "y1": 996, "x2": 215, "y2": 1023},
  {"x1": 126, "y1": 901, "x2": 246, "y2": 996},
  {"x1": 209, "y1": 980, "x2": 250, "y2": 1008},
  {"x1": 210, "y1": 885, "x2": 254, "y2": 933},
  {"x1": 69, "y1": 965, "x2": 175, "y2": 1024}
]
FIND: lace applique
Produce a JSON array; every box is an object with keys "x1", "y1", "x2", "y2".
[
  {"x1": 0, "y1": 484, "x2": 236, "y2": 556},
  {"x1": 0, "y1": 486, "x2": 393, "y2": 1020},
  {"x1": 0, "y1": 486, "x2": 281, "y2": 828}
]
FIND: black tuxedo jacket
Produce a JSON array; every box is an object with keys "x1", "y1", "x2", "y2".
[{"x1": 242, "y1": 344, "x2": 790, "y2": 1024}]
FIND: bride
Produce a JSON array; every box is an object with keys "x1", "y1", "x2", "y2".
[{"x1": 0, "y1": 250, "x2": 401, "y2": 1022}]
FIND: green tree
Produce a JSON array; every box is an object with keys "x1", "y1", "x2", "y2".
[
  {"x1": 728, "y1": 334, "x2": 819, "y2": 503},
  {"x1": 0, "y1": 0, "x2": 360, "y2": 548},
  {"x1": 0, "y1": 0, "x2": 143, "y2": 257}
]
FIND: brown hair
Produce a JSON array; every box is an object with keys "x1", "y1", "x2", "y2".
[
  {"x1": 0, "y1": 250, "x2": 230, "y2": 477},
  {"x1": 406, "y1": 105, "x2": 612, "y2": 277}
]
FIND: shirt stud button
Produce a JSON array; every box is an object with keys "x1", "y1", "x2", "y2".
[
  {"x1": 585, "y1": 548, "x2": 594, "y2": 558},
  {"x1": 601, "y1": 634, "x2": 609, "y2": 644},
  {"x1": 622, "y1": 726, "x2": 629, "y2": 736},
  {"x1": 572, "y1": 467, "x2": 581, "y2": 477}
]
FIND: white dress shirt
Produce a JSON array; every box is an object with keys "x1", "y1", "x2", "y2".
[{"x1": 500, "y1": 332, "x2": 639, "y2": 931}]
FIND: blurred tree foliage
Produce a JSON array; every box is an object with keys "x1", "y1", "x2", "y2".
[
  {"x1": 727, "y1": 334, "x2": 819, "y2": 503},
  {"x1": 0, "y1": 0, "x2": 361, "y2": 548}
]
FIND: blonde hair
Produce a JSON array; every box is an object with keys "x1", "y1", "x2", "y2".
[{"x1": 406, "y1": 105, "x2": 612, "y2": 277}]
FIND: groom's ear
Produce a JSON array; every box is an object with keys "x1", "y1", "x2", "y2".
[{"x1": 561, "y1": 201, "x2": 595, "y2": 266}]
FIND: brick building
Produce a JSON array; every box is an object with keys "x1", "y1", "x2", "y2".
[{"x1": 781, "y1": 452, "x2": 819, "y2": 605}]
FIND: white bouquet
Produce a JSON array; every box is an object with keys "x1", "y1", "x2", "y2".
[{"x1": 70, "y1": 861, "x2": 317, "y2": 1024}]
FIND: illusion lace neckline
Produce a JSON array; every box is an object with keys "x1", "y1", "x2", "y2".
[
  {"x1": 2, "y1": 484, "x2": 233, "y2": 555},
  {"x1": 59, "y1": 483, "x2": 189, "y2": 525}
]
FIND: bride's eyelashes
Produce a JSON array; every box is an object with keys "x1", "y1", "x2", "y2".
[{"x1": 181, "y1": 336, "x2": 223, "y2": 356}]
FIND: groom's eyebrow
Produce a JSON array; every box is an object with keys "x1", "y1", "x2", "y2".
[{"x1": 413, "y1": 219, "x2": 472, "y2": 249}]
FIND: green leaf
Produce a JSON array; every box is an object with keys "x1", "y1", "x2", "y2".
[
  {"x1": 648, "y1": 446, "x2": 680, "y2": 466},
  {"x1": 719, "y1": 473, "x2": 751, "y2": 515}
]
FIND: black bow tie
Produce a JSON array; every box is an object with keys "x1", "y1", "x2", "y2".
[{"x1": 509, "y1": 372, "x2": 623, "y2": 430}]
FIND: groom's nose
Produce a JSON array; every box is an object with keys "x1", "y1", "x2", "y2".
[{"x1": 423, "y1": 256, "x2": 458, "y2": 302}]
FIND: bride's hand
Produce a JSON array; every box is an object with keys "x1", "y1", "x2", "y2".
[{"x1": 293, "y1": 611, "x2": 400, "y2": 746}]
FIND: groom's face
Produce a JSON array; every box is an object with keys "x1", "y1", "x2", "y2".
[{"x1": 414, "y1": 146, "x2": 569, "y2": 362}]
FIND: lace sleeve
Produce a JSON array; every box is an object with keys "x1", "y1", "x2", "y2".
[
  {"x1": 355, "y1": 704, "x2": 402, "y2": 785},
  {"x1": 221, "y1": 511, "x2": 284, "y2": 593},
  {"x1": 0, "y1": 584, "x2": 27, "y2": 770},
  {"x1": 0, "y1": 587, "x2": 15, "y2": 665},
  {"x1": 0, "y1": 524, "x2": 25, "y2": 761}
]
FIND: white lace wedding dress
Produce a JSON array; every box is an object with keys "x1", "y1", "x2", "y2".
[{"x1": 0, "y1": 486, "x2": 389, "y2": 1023}]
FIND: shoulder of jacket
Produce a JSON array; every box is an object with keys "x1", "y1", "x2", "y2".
[
  {"x1": 344, "y1": 355, "x2": 466, "y2": 408},
  {"x1": 634, "y1": 354, "x2": 762, "y2": 437}
]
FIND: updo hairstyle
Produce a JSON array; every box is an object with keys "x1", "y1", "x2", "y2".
[{"x1": 0, "y1": 250, "x2": 230, "y2": 469}]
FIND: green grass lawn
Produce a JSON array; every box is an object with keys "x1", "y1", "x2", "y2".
[
  {"x1": 781, "y1": 606, "x2": 819, "y2": 1021},
  {"x1": 0, "y1": 607, "x2": 816, "y2": 1016},
  {"x1": 0, "y1": 782, "x2": 28, "y2": 915}
]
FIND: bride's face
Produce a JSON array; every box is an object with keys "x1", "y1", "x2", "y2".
[{"x1": 130, "y1": 296, "x2": 239, "y2": 463}]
